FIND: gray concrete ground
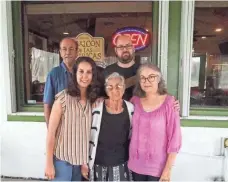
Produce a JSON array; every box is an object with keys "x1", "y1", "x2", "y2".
[{"x1": 1, "y1": 176, "x2": 46, "y2": 181}]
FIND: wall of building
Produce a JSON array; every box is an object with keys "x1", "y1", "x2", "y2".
[
  {"x1": 1, "y1": 1, "x2": 228, "y2": 181},
  {"x1": 1, "y1": 122, "x2": 227, "y2": 181}
]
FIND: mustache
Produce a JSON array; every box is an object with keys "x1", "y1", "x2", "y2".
[{"x1": 122, "y1": 51, "x2": 130, "y2": 55}]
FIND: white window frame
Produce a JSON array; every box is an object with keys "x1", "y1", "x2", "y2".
[
  {"x1": 0, "y1": 1, "x2": 16, "y2": 114},
  {"x1": 157, "y1": 0, "x2": 169, "y2": 81},
  {"x1": 179, "y1": 0, "x2": 195, "y2": 117}
]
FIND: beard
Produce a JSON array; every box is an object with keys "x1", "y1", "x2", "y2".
[{"x1": 118, "y1": 51, "x2": 134, "y2": 64}]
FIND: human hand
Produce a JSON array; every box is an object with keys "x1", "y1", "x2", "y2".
[
  {"x1": 172, "y1": 96, "x2": 180, "y2": 113},
  {"x1": 45, "y1": 162, "x2": 55, "y2": 180},
  {"x1": 81, "y1": 164, "x2": 89, "y2": 180},
  {"x1": 159, "y1": 168, "x2": 171, "y2": 182}
]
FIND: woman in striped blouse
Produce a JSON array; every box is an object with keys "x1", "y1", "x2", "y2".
[{"x1": 45, "y1": 57, "x2": 100, "y2": 181}]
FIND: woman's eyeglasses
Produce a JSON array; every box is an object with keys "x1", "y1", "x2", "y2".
[{"x1": 140, "y1": 75, "x2": 159, "y2": 83}]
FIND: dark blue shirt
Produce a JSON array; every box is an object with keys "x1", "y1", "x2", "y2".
[{"x1": 43, "y1": 62, "x2": 72, "y2": 106}]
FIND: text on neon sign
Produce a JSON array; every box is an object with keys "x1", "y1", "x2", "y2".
[{"x1": 112, "y1": 27, "x2": 151, "y2": 51}]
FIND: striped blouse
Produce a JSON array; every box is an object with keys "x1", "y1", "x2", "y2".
[{"x1": 54, "y1": 90, "x2": 92, "y2": 165}]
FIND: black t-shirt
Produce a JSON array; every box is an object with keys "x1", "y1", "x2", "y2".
[
  {"x1": 94, "y1": 102, "x2": 130, "y2": 166},
  {"x1": 96, "y1": 66, "x2": 106, "y2": 97},
  {"x1": 104, "y1": 61, "x2": 140, "y2": 101}
]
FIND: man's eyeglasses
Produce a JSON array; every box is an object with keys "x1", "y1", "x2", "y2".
[
  {"x1": 115, "y1": 45, "x2": 133, "y2": 51},
  {"x1": 140, "y1": 75, "x2": 159, "y2": 83},
  {"x1": 60, "y1": 48, "x2": 77, "y2": 52},
  {"x1": 105, "y1": 84, "x2": 124, "y2": 91}
]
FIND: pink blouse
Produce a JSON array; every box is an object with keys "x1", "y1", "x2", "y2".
[{"x1": 128, "y1": 95, "x2": 182, "y2": 177}]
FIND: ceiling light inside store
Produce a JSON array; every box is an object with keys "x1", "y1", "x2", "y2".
[
  {"x1": 201, "y1": 36, "x2": 206, "y2": 39},
  {"x1": 63, "y1": 32, "x2": 69, "y2": 35},
  {"x1": 215, "y1": 28, "x2": 222, "y2": 32}
]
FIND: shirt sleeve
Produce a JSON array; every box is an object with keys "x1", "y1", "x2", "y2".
[
  {"x1": 55, "y1": 90, "x2": 66, "y2": 113},
  {"x1": 166, "y1": 97, "x2": 182, "y2": 153},
  {"x1": 43, "y1": 72, "x2": 55, "y2": 105}
]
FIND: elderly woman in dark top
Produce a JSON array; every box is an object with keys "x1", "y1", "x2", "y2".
[{"x1": 81, "y1": 72, "x2": 134, "y2": 181}]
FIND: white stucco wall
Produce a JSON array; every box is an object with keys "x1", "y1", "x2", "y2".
[
  {"x1": 1, "y1": 1, "x2": 228, "y2": 181},
  {"x1": 1, "y1": 122, "x2": 228, "y2": 181}
]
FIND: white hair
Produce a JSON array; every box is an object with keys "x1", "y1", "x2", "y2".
[{"x1": 105, "y1": 72, "x2": 125, "y2": 86}]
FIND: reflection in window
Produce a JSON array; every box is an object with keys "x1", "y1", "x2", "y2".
[
  {"x1": 191, "y1": 7, "x2": 228, "y2": 107},
  {"x1": 30, "y1": 48, "x2": 60, "y2": 103},
  {"x1": 191, "y1": 57, "x2": 200, "y2": 87},
  {"x1": 23, "y1": 3, "x2": 153, "y2": 104}
]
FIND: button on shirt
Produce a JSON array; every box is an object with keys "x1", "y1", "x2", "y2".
[{"x1": 43, "y1": 62, "x2": 73, "y2": 106}]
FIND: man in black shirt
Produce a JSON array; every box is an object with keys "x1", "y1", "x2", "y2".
[
  {"x1": 104, "y1": 35, "x2": 180, "y2": 110},
  {"x1": 104, "y1": 35, "x2": 139, "y2": 100}
]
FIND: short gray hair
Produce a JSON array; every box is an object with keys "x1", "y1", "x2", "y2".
[{"x1": 105, "y1": 72, "x2": 125, "y2": 87}]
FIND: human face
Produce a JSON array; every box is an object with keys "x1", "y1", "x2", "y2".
[
  {"x1": 76, "y1": 61, "x2": 93, "y2": 89},
  {"x1": 60, "y1": 39, "x2": 78, "y2": 66},
  {"x1": 115, "y1": 36, "x2": 135, "y2": 64},
  {"x1": 139, "y1": 67, "x2": 160, "y2": 94},
  {"x1": 106, "y1": 77, "x2": 125, "y2": 101}
]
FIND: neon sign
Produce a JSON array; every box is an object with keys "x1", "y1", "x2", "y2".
[{"x1": 112, "y1": 27, "x2": 151, "y2": 51}]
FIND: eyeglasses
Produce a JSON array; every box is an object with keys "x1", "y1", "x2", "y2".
[
  {"x1": 60, "y1": 48, "x2": 77, "y2": 52},
  {"x1": 115, "y1": 45, "x2": 133, "y2": 51},
  {"x1": 140, "y1": 75, "x2": 159, "y2": 83},
  {"x1": 105, "y1": 84, "x2": 124, "y2": 91}
]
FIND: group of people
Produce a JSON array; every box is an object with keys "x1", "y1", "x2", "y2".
[{"x1": 44, "y1": 35, "x2": 182, "y2": 182}]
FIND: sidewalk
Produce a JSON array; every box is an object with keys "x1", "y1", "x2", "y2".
[{"x1": 1, "y1": 176, "x2": 46, "y2": 181}]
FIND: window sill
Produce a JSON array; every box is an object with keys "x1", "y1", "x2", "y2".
[
  {"x1": 181, "y1": 116, "x2": 228, "y2": 128},
  {"x1": 7, "y1": 113, "x2": 228, "y2": 128},
  {"x1": 7, "y1": 112, "x2": 45, "y2": 122},
  {"x1": 190, "y1": 107, "x2": 228, "y2": 116},
  {"x1": 20, "y1": 105, "x2": 43, "y2": 112}
]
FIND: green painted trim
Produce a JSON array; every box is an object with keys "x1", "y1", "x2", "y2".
[
  {"x1": 167, "y1": 1, "x2": 182, "y2": 98},
  {"x1": 151, "y1": 1, "x2": 159, "y2": 65},
  {"x1": 12, "y1": 1, "x2": 25, "y2": 111},
  {"x1": 190, "y1": 109, "x2": 228, "y2": 116},
  {"x1": 7, "y1": 115, "x2": 45, "y2": 122},
  {"x1": 190, "y1": 107, "x2": 228, "y2": 111},
  {"x1": 21, "y1": 106, "x2": 43, "y2": 112},
  {"x1": 7, "y1": 114, "x2": 228, "y2": 128},
  {"x1": 181, "y1": 119, "x2": 228, "y2": 128}
]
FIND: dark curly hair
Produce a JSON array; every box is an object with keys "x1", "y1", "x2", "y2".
[{"x1": 67, "y1": 56, "x2": 100, "y2": 103}]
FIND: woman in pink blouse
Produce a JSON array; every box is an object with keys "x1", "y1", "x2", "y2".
[{"x1": 128, "y1": 63, "x2": 182, "y2": 182}]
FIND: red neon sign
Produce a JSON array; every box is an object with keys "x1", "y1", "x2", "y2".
[{"x1": 112, "y1": 27, "x2": 151, "y2": 51}]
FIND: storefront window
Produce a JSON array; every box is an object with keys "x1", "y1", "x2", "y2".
[
  {"x1": 21, "y1": 1, "x2": 153, "y2": 105},
  {"x1": 190, "y1": 7, "x2": 228, "y2": 107}
]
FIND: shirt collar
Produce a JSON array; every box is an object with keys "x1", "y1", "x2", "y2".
[{"x1": 61, "y1": 61, "x2": 76, "y2": 73}]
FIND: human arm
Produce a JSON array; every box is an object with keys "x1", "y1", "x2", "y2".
[
  {"x1": 81, "y1": 164, "x2": 89, "y2": 180},
  {"x1": 45, "y1": 98, "x2": 63, "y2": 180},
  {"x1": 160, "y1": 153, "x2": 177, "y2": 182},
  {"x1": 160, "y1": 101, "x2": 182, "y2": 182},
  {"x1": 44, "y1": 104, "x2": 51, "y2": 128},
  {"x1": 43, "y1": 72, "x2": 55, "y2": 127}
]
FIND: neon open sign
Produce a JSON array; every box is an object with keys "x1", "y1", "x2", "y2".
[{"x1": 112, "y1": 27, "x2": 151, "y2": 51}]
